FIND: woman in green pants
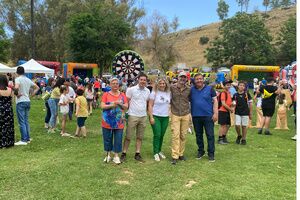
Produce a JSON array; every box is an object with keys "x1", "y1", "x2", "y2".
[{"x1": 148, "y1": 78, "x2": 171, "y2": 161}]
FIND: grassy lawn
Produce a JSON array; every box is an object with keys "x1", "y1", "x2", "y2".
[{"x1": 0, "y1": 99, "x2": 296, "y2": 200}]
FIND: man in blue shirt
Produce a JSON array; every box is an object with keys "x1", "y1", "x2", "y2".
[{"x1": 190, "y1": 74, "x2": 218, "y2": 162}]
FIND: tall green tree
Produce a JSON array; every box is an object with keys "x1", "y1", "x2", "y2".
[
  {"x1": 67, "y1": 3, "x2": 132, "y2": 73},
  {"x1": 0, "y1": 0, "x2": 144, "y2": 62},
  {"x1": 138, "y1": 13, "x2": 180, "y2": 72},
  {"x1": 270, "y1": 0, "x2": 282, "y2": 8},
  {"x1": 263, "y1": 0, "x2": 270, "y2": 13},
  {"x1": 0, "y1": 23, "x2": 10, "y2": 62},
  {"x1": 276, "y1": 17, "x2": 296, "y2": 63},
  {"x1": 236, "y1": 0, "x2": 250, "y2": 12},
  {"x1": 205, "y1": 13, "x2": 275, "y2": 68},
  {"x1": 281, "y1": 0, "x2": 293, "y2": 7},
  {"x1": 217, "y1": 0, "x2": 229, "y2": 20}
]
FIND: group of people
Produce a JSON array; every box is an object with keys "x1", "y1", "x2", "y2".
[{"x1": 0, "y1": 68, "x2": 296, "y2": 166}]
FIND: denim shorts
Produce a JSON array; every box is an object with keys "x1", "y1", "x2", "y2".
[{"x1": 77, "y1": 117, "x2": 87, "y2": 127}]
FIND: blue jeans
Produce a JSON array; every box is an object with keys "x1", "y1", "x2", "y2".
[
  {"x1": 16, "y1": 101, "x2": 31, "y2": 142},
  {"x1": 69, "y1": 102, "x2": 74, "y2": 120},
  {"x1": 192, "y1": 116, "x2": 215, "y2": 157},
  {"x1": 48, "y1": 98, "x2": 59, "y2": 128},
  {"x1": 44, "y1": 101, "x2": 51, "y2": 123},
  {"x1": 102, "y1": 128, "x2": 123, "y2": 153}
]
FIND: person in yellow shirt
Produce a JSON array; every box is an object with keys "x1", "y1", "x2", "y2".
[
  {"x1": 48, "y1": 78, "x2": 65, "y2": 133},
  {"x1": 75, "y1": 88, "x2": 89, "y2": 137}
]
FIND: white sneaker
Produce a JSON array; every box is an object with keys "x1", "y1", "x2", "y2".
[
  {"x1": 61, "y1": 133, "x2": 71, "y2": 137},
  {"x1": 158, "y1": 152, "x2": 166, "y2": 159},
  {"x1": 48, "y1": 129, "x2": 55, "y2": 134},
  {"x1": 103, "y1": 155, "x2": 111, "y2": 163},
  {"x1": 154, "y1": 154, "x2": 160, "y2": 161},
  {"x1": 14, "y1": 141, "x2": 28, "y2": 146},
  {"x1": 292, "y1": 135, "x2": 297, "y2": 141},
  {"x1": 44, "y1": 123, "x2": 49, "y2": 129},
  {"x1": 188, "y1": 128, "x2": 193, "y2": 134},
  {"x1": 113, "y1": 156, "x2": 121, "y2": 164}
]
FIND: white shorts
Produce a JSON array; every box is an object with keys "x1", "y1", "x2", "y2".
[{"x1": 235, "y1": 115, "x2": 249, "y2": 126}]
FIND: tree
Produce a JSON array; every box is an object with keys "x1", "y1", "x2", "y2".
[
  {"x1": 205, "y1": 13, "x2": 275, "y2": 68},
  {"x1": 217, "y1": 0, "x2": 229, "y2": 20},
  {"x1": 276, "y1": 17, "x2": 296, "y2": 63},
  {"x1": 66, "y1": 3, "x2": 132, "y2": 74},
  {"x1": 138, "y1": 13, "x2": 179, "y2": 72},
  {"x1": 0, "y1": 0, "x2": 144, "y2": 62},
  {"x1": 281, "y1": 0, "x2": 293, "y2": 7},
  {"x1": 236, "y1": 0, "x2": 250, "y2": 12},
  {"x1": 270, "y1": 0, "x2": 281, "y2": 9},
  {"x1": 236, "y1": 0, "x2": 244, "y2": 12},
  {"x1": 244, "y1": 0, "x2": 250, "y2": 12},
  {"x1": 0, "y1": 23, "x2": 10, "y2": 62},
  {"x1": 263, "y1": 0, "x2": 270, "y2": 13}
]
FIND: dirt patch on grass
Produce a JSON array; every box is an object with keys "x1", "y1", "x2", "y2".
[
  {"x1": 185, "y1": 180, "x2": 197, "y2": 188},
  {"x1": 115, "y1": 180, "x2": 130, "y2": 185},
  {"x1": 123, "y1": 170, "x2": 134, "y2": 176}
]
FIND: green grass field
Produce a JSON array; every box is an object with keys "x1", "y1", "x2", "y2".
[{"x1": 0, "y1": 99, "x2": 296, "y2": 200}]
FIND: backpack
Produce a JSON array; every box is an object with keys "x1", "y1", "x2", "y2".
[
  {"x1": 218, "y1": 91, "x2": 228, "y2": 109},
  {"x1": 263, "y1": 89, "x2": 273, "y2": 99}
]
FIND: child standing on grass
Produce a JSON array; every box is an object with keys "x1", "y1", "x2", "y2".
[
  {"x1": 85, "y1": 83, "x2": 94, "y2": 115},
  {"x1": 75, "y1": 88, "x2": 89, "y2": 137},
  {"x1": 233, "y1": 81, "x2": 252, "y2": 145},
  {"x1": 59, "y1": 85, "x2": 70, "y2": 137},
  {"x1": 275, "y1": 93, "x2": 289, "y2": 130}
]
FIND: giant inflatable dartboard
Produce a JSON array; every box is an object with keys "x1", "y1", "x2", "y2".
[{"x1": 112, "y1": 50, "x2": 145, "y2": 80}]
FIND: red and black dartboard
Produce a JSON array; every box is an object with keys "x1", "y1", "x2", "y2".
[{"x1": 112, "y1": 50, "x2": 145, "y2": 80}]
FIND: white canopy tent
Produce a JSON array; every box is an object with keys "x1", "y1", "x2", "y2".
[
  {"x1": 0, "y1": 63, "x2": 16, "y2": 73},
  {"x1": 14, "y1": 59, "x2": 54, "y2": 76},
  {"x1": 218, "y1": 67, "x2": 231, "y2": 73}
]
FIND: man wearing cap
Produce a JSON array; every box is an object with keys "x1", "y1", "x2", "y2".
[
  {"x1": 170, "y1": 71, "x2": 191, "y2": 165},
  {"x1": 190, "y1": 73, "x2": 218, "y2": 162}
]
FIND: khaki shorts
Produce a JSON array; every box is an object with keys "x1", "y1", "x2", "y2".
[
  {"x1": 126, "y1": 116, "x2": 147, "y2": 140},
  {"x1": 235, "y1": 115, "x2": 249, "y2": 126}
]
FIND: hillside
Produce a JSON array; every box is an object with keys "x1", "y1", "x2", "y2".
[{"x1": 136, "y1": 6, "x2": 296, "y2": 68}]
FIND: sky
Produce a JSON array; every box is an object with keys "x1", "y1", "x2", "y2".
[{"x1": 139, "y1": 0, "x2": 266, "y2": 30}]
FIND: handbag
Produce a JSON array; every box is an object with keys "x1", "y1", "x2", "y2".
[{"x1": 42, "y1": 91, "x2": 51, "y2": 101}]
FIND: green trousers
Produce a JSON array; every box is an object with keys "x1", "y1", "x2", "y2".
[{"x1": 151, "y1": 115, "x2": 169, "y2": 155}]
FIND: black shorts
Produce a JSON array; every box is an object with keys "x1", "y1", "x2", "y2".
[
  {"x1": 262, "y1": 107, "x2": 275, "y2": 117},
  {"x1": 77, "y1": 117, "x2": 87, "y2": 127},
  {"x1": 218, "y1": 111, "x2": 231, "y2": 125},
  {"x1": 86, "y1": 98, "x2": 93, "y2": 103}
]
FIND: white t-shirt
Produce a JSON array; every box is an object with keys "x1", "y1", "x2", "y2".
[
  {"x1": 126, "y1": 85, "x2": 150, "y2": 117},
  {"x1": 85, "y1": 88, "x2": 94, "y2": 99},
  {"x1": 67, "y1": 86, "x2": 76, "y2": 103},
  {"x1": 150, "y1": 90, "x2": 171, "y2": 117},
  {"x1": 15, "y1": 75, "x2": 35, "y2": 104},
  {"x1": 59, "y1": 94, "x2": 69, "y2": 114}
]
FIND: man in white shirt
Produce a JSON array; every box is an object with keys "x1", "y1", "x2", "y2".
[
  {"x1": 121, "y1": 73, "x2": 150, "y2": 162},
  {"x1": 14, "y1": 66, "x2": 39, "y2": 145}
]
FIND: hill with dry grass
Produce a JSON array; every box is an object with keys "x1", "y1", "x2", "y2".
[{"x1": 136, "y1": 6, "x2": 296, "y2": 69}]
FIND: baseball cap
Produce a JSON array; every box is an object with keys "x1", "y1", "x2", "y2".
[
  {"x1": 178, "y1": 71, "x2": 187, "y2": 77},
  {"x1": 223, "y1": 79, "x2": 233, "y2": 85}
]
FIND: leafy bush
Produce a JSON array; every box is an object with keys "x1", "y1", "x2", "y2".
[{"x1": 199, "y1": 36, "x2": 209, "y2": 45}]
